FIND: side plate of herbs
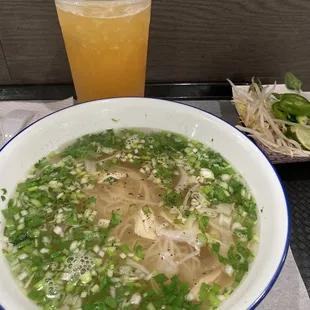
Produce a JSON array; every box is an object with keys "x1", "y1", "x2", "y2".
[{"x1": 228, "y1": 73, "x2": 310, "y2": 163}]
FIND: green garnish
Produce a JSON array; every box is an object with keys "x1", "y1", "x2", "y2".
[
  {"x1": 200, "y1": 283, "x2": 220, "y2": 307},
  {"x1": 154, "y1": 273, "x2": 169, "y2": 283},
  {"x1": 109, "y1": 210, "x2": 122, "y2": 228},
  {"x1": 285, "y1": 72, "x2": 302, "y2": 91},
  {"x1": 142, "y1": 206, "x2": 151, "y2": 215},
  {"x1": 85, "y1": 197, "x2": 96, "y2": 206},
  {"x1": 134, "y1": 244, "x2": 145, "y2": 260},
  {"x1": 1, "y1": 128, "x2": 258, "y2": 310},
  {"x1": 105, "y1": 176, "x2": 118, "y2": 184},
  {"x1": 119, "y1": 244, "x2": 130, "y2": 254},
  {"x1": 198, "y1": 215, "x2": 209, "y2": 232},
  {"x1": 162, "y1": 190, "x2": 183, "y2": 208}
]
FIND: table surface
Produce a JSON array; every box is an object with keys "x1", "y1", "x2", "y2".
[{"x1": 0, "y1": 83, "x2": 309, "y2": 299}]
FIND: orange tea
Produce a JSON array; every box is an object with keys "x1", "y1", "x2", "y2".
[{"x1": 55, "y1": 0, "x2": 151, "y2": 102}]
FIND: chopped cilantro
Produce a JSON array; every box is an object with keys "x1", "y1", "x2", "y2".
[
  {"x1": 119, "y1": 244, "x2": 130, "y2": 254},
  {"x1": 162, "y1": 190, "x2": 183, "y2": 208},
  {"x1": 109, "y1": 210, "x2": 122, "y2": 228},
  {"x1": 1, "y1": 128, "x2": 258, "y2": 309},
  {"x1": 61, "y1": 130, "x2": 121, "y2": 159},
  {"x1": 105, "y1": 177, "x2": 118, "y2": 184},
  {"x1": 184, "y1": 210, "x2": 191, "y2": 217},
  {"x1": 154, "y1": 273, "x2": 169, "y2": 283},
  {"x1": 85, "y1": 197, "x2": 96, "y2": 206},
  {"x1": 198, "y1": 215, "x2": 209, "y2": 232},
  {"x1": 142, "y1": 206, "x2": 151, "y2": 215},
  {"x1": 134, "y1": 244, "x2": 144, "y2": 260}
]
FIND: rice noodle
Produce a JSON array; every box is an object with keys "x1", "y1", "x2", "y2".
[
  {"x1": 174, "y1": 167, "x2": 198, "y2": 191},
  {"x1": 133, "y1": 209, "x2": 159, "y2": 240},
  {"x1": 126, "y1": 258, "x2": 150, "y2": 275},
  {"x1": 83, "y1": 162, "x2": 227, "y2": 296},
  {"x1": 84, "y1": 160, "x2": 97, "y2": 174},
  {"x1": 156, "y1": 225, "x2": 200, "y2": 250},
  {"x1": 184, "y1": 184, "x2": 201, "y2": 207},
  {"x1": 209, "y1": 219, "x2": 233, "y2": 256},
  {"x1": 176, "y1": 250, "x2": 200, "y2": 266}
]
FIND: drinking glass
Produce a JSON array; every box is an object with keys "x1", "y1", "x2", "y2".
[{"x1": 55, "y1": 0, "x2": 152, "y2": 102}]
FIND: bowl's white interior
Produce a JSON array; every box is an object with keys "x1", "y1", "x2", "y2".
[{"x1": 0, "y1": 98, "x2": 289, "y2": 310}]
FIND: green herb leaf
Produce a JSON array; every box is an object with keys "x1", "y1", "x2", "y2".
[
  {"x1": 119, "y1": 244, "x2": 130, "y2": 254},
  {"x1": 142, "y1": 206, "x2": 151, "y2": 215},
  {"x1": 85, "y1": 197, "x2": 96, "y2": 206},
  {"x1": 198, "y1": 215, "x2": 209, "y2": 232},
  {"x1": 162, "y1": 190, "x2": 183, "y2": 208},
  {"x1": 105, "y1": 177, "x2": 118, "y2": 184},
  {"x1": 26, "y1": 215, "x2": 44, "y2": 228},
  {"x1": 134, "y1": 244, "x2": 145, "y2": 260},
  {"x1": 285, "y1": 72, "x2": 302, "y2": 91},
  {"x1": 212, "y1": 242, "x2": 221, "y2": 255},
  {"x1": 11, "y1": 231, "x2": 29, "y2": 246},
  {"x1": 199, "y1": 282, "x2": 209, "y2": 301},
  {"x1": 154, "y1": 273, "x2": 169, "y2": 283},
  {"x1": 184, "y1": 210, "x2": 191, "y2": 217},
  {"x1": 104, "y1": 297, "x2": 117, "y2": 308},
  {"x1": 109, "y1": 210, "x2": 122, "y2": 228}
]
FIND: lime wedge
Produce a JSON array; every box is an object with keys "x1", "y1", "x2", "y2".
[{"x1": 291, "y1": 125, "x2": 310, "y2": 150}]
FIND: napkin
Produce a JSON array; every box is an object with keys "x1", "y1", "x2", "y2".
[{"x1": 0, "y1": 98, "x2": 74, "y2": 146}]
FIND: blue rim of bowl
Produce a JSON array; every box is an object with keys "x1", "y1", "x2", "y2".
[{"x1": 0, "y1": 97, "x2": 290, "y2": 310}]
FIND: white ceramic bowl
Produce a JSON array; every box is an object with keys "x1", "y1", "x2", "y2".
[{"x1": 0, "y1": 98, "x2": 289, "y2": 310}]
